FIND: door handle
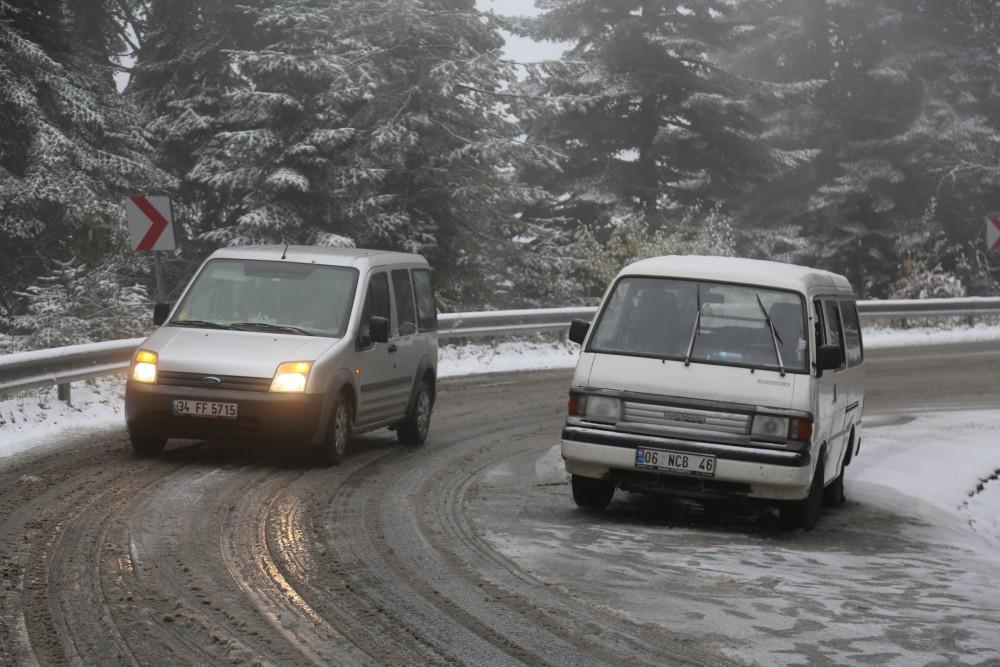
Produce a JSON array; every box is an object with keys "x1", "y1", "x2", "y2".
[{"x1": 388, "y1": 343, "x2": 398, "y2": 353}]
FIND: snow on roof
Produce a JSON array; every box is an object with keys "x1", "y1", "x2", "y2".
[
  {"x1": 621, "y1": 255, "x2": 855, "y2": 295},
  {"x1": 210, "y1": 245, "x2": 427, "y2": 268}
]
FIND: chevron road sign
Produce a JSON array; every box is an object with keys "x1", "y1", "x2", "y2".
[{"x1": 125, "y1": 196, "x2": 176, "y2": 252}]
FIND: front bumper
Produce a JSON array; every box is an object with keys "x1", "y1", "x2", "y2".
[
  {"x1": 562, "y1": 426, "x2": 813, "y2": 501},
  {"x1": 125, "y1": 380, "x2": 325, "y2": 445}
]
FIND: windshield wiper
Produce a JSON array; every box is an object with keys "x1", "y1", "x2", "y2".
[
  {"x1": 230, "y1": 321, "x2": 313, "y2": 336},
  {"x1": 754, "y1": 294, "x2": 785, "y2": 377},
  {"x1": 169, "y1": 319, "x2": 231, "y2": 330},
  {"x1": 684, "y1": 284, "x2": 702, "y2": 367}
]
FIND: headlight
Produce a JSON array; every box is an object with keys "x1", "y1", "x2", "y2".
[
  {"x1": 132, "y1": 349, "x2": 158, "y2": 384},
  {"x1": 270, "y1": 361, "x2": 312, "y2": 393},
  {"x1": 585, "y1": 395, "x2": 621, "y2": 422},
  {"x1": 751, "y1": 414, "x2": 789, "y2": 439}
]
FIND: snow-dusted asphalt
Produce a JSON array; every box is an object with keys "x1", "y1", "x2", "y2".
[{"x1": 1, "y1": 342, "x2": 999, "y2": 665}]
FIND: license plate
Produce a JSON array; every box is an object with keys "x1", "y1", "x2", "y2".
[
  {"x1": 172, "y1": 399, "x2": 238, "y2": 419},
  {"x1": 635, "y1": 447, "x2": 716, "y2": 477}
]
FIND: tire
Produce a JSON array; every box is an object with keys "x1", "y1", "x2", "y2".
[
  {"x1": 316, "y1": 393, "x2": 352, "y2": 467},
  {"x1": 571, "y1": 474, "x2": 615, "y2": 512},
  {"x1": 129, "y1": 431, "x2": 166, "y2": 458},
  {"x1": 823, "y1": 468, "x2": 846, "y2": 508},
  {"x1": 780, "y1": 458, "x2": 824, "y2": 530},
  {"x1": 397, "y1": 379, "x2": 433, "y2": 446}
]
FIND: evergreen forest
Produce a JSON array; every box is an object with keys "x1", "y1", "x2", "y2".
[{"x1": 2, "y1": 0, "x2": 1000, "y2": 350}]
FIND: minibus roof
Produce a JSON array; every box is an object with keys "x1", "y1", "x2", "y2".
[
  {"x1": 208, "y1": 245, "x2": 428, "y2": 271},
  {"x1": 620, "y1": 255, "x2": 855, "y2": 296}
]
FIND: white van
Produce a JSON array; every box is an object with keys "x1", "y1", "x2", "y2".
[
  {"x1": 563, "y1": 256, "x2": 864, "y2": 529},
  {"x1": 125, "y1": 246, "x2": 438, "y2": 465}
]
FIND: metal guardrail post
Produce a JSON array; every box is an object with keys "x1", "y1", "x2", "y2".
[{"x1": 57, "y1": 383, "x2": 72, "y2": 405}]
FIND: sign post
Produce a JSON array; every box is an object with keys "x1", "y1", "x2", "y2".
[
  {"x1": 125, "y1": 196, "x2": 176, "y2": 302},
  {"x1": 987, "y1": 214, "x2": 1000, "y2": 251}
]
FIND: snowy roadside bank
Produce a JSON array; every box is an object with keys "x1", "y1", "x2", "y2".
[
  {"x1": 3, "y1": 321, "x2": 1000, "y2": 461},
  {"x1": 852, "y1": 410, "x2": 1000, "y2": 550}
]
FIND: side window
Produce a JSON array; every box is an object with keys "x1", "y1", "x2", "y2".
[
  {"x1": 391, "y1": 269, "x2": 417, "y2": 336},
  {"x1": 412, "y1": 269, "x2": 437, "y2": 332},
  {"x1": 840, "y1": 301, "x2": 864, "y2": 366},
  {"x1": 822, "y1": 300, "x2": 846, "y2": 370},
  {"x1": 359, "y1": 272, "x2": 390, "y2": 346}
]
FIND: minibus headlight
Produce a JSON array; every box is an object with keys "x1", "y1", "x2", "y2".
[
  {"x1": 132, "y1": 349, "x2": 158, "y2": 384},
  {"x1": 751, "y1": 414, "x2": 789, "y2": 439},
  {"x1": 585, "y1": 395, "x2": 621, "y2": 422},
  {"x1": 270, "y1": 361, "x2": 312, "y2": 393}
]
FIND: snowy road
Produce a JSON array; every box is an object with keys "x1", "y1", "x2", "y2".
[{"x1": 1, "y1": 342, "x2": 999, "y2": 665}]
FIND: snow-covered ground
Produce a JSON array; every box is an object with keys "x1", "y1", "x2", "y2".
[
  {"x1": 3, "y1": 322, "x2": 1000, "y2": 461},
  {"x1": 855, "y1": 410, "x2": 1000, "y2": 549}
]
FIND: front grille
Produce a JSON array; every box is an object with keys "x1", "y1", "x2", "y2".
[
  {"x1": 157, "y1": 370, "x2": 271, "y2": 392},
  {"x1": 622, "y1": 400, "x2": 750, "y2": 440}
]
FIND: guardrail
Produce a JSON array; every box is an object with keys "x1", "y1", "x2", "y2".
[{"x1": 1, "y1": 297, "x2": 999, "y2": 401}]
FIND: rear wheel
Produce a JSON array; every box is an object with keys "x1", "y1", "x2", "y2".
[
  {"x1": 398, "y1": 379, "x2": 433, "y2": 446},
  {"x1": 571, "y1": 474, "x2": 615, "y2": 512},
  {"x1": 316, "y1": 394, "x2": 351, "y2": 467},
  {"x1": 780, "y1": 459, "x2": 824, "y2": 530},
  {"x1": 129, "y1": 431, "x2": 166, "y2": 458}
]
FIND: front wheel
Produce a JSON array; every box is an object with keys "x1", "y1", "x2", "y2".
[
  {"x1": 316, "y1": 394, "x2": 352, "y2": 467},
  {"x1": 397, "y1": 380, "x2": 433, "y2": 446},
  {"x1": 129, "y1": 431, "x2": 166, "y2": 458},
  {"x1": 571, "y1": 474, "x2": 615, "y2": 512},
  {"x1": 780, "y1": 459, "x2": 824, "y2": 530}
]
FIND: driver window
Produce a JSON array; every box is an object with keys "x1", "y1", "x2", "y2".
[
  {"x1": 359, "y1": 272, "x2": 390, "y2": 347},
  {"x1": 822, "y1": 300, "x2": 846, "y2": 370}
]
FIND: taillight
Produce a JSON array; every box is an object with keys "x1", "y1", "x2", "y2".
[
  {"x1": 790, "y1": 418, "x2": 813, "y2": 442},
  {"x1": 567, "y1": 392, "x2": 585, "y2": 416}
]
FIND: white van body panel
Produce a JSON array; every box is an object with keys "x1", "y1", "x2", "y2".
[{"x1": 562, "y1": 255, "x2": 864, "y2": 507}]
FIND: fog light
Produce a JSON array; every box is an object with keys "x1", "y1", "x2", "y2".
[{"x1": 270, "y1": 361, "x2": 312, "y2": 393}]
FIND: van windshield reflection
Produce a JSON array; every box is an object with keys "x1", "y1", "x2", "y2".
[
  {"x1": 170, "y1": 259, "x2": 358, "y2": 338},
  {"x1": 588, "y1": 277, "x2": 809, "y2": 373}
]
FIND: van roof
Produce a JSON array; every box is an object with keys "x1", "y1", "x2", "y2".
[
  {"x1": 208, "y1": 245, "x2": 428, "y2": 270},
  {"x1": 621, "y1": 255, "x2": 855, "y2": 296}
]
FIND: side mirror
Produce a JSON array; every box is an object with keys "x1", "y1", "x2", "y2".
[
  {"x1": 369, "y1": 315, "x2": 390, "y2": 344},
  {"x1": 816, "y1": 344, "x2": 843, "y2": 372},
  {"x1": 568, "y1": 319, "x2": 590, "y2": 345},
  {"x1": 153, "y1": 302, "x2": 171, "y2": 326}
]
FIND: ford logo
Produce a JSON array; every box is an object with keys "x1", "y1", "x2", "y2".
[{"x1": 201, "y1": 376, "x2": 222, "y2": 386}]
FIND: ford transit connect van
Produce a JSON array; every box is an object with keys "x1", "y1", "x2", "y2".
[
  {"x1": 125, "y1": 246, "x2": 438, "y2": 465},
  {"x1": 563, "y1": 256, "x2": 864, "y2": 529}
]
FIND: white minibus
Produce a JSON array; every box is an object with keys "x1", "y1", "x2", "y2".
[{"x1": 563, "y1": 256, "x2": 864, "y2": 529}]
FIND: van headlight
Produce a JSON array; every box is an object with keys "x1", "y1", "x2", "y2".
[
  {"x1": 585, "y1": 395, "x2": 621, "y2": 422},
  {"x1": 751, "y1": 414, "x2": 789, "y2": 438},
  {"x1": 132, "y1": 349, "x2": 158, "y2": 384},
  {"x1": 270, "y1": 361, "x2": 312, "y2": 393}
]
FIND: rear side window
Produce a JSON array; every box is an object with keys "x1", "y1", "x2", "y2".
[
  {"x1": 412, "y1": 269, "x2": 437, "y2": 332},
  {"x1": 359, "y1": 272, "x2": 390, "y2": 346},
  {"x1": 840, "y1": 301, "x2": 863, "y2": 366},
  {"x1": 822, "y1": 300, "x2": 846, "y2": 370},
  {"x1": 391, "y1": 269, "x2": 417, "y2": 336}
]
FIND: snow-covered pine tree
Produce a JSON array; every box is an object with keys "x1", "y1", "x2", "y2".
[
  {"x1": 185, "y1": 0, "x2": 359, "y2": 248},
  {"x1": 732, "y1": 1, "x2": 1000, "y2": 295},
  {"x1": 0, "y1": 0, "x2": 164, "y2": 347},
  {"x1": 513, "y1": 0, "x2": 774, "y2": 244},
  {"x1": 331, "y1": 0, "x2": 562, "y2": 308}
]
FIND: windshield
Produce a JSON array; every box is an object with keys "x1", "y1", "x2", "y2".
[
  {"x1": 171, "y1": 259, "x2": 358, "y2": 338},
  {"x1": 589, "y1": 276, "x2": 808, "y2": 373}
]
